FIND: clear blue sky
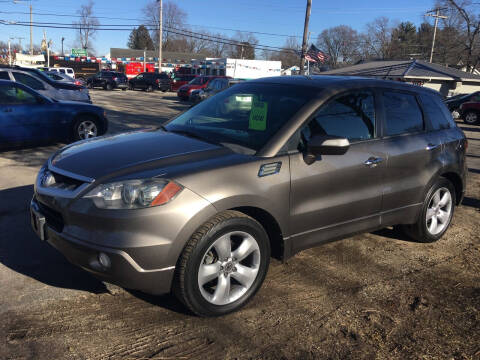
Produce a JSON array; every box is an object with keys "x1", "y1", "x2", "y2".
[{"x1": 0, "y1": 0, "x2": 436, "y2": 56}]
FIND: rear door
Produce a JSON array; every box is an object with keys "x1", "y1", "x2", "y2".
[{"x1": 379, "y1": 90, "x2": 443, "y2": 225}]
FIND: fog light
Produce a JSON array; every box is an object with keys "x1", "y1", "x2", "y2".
[{"x1": 98, "y1": 252, "x2": 111, "y2": 269}]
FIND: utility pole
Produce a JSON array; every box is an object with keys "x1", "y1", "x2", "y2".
[
  {"x1": 8, "y1": 38, "x2": 13, "y2": 66},
  {"x1": 157, "y1": 0, "x2": 163, "y2": 73},
  {"x1": 300, "y1": 0, "x2": 312, "y2": 75},
  {"x1": 61, "y1": 37, "x2": 65, "y2": 56},
  {"x1": 30, "y1": 3, "x2": 33, "y2": 55},
  {"x1": 14, "y1": 37, "x2": 25, "y2": 53},
  {"x1": 144, "y1": 48, "x2": 146, "y2": 72},
  {"x1": 426, "y1": 7, "x2": 447, "y2": 63}
]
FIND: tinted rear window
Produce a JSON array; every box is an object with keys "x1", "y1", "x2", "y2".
[
  {"x1": 0, "y1": 71, "x2": 10, "y2": 80},
  {"x1": 420, "y1": 94, "x2": 452, "y2": 130},
  {"x1": 383, "y1": 91, "x2": 424, "y2": 136}
]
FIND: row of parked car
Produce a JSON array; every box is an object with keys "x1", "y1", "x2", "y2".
[
  {"x1": 0, "y1": 65, "x2": 108, "y2": 149},
  {"x1": 84, "y1": 70, "x2": 245, "y2": 104},
  {"x1": 445, "y1": 91, "x2": 480, "y2": 125}
]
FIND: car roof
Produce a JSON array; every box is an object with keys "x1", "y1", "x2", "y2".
[{"x1": 250, "y1": 75, "x2": 440, "y2": 96}]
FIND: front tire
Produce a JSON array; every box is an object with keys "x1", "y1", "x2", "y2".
[
  {"x1": 73, "y1": 116, "x2": 100, "y2": 141},
  {"x1": 402, "y1": 178, "x2": 455, "y2": 243},
  {"x1": 174, "y1": 210, "x2": 270, "y2": 317},
  {"x1": 464, "y1": 111, "x2": 479, "y2": 125},
  {"x1": 105, "y1": 83, "x2": 113, "y2": 91},
  {"x1": 146, "y1": 85, "x2": 154, "y2": 92}
]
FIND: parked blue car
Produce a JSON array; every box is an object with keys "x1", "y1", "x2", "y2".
[{"x1": 0, "y1": 80, "x2": 108, "y2": 149}]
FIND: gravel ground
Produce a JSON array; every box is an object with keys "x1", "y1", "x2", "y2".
[{"x1": 0, "y1": 89, "x2": 479, "y2": 360}]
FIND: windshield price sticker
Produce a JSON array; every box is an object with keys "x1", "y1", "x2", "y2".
[{"x1": 248, "y1": 100, "x2": 268, "y2": 131}]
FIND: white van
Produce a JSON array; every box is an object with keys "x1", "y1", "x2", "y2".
[{"x1": 49, "y1": 67, "x2": 75, "y2": 79}]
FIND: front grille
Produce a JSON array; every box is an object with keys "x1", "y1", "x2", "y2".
[
  {"x1": 37, "y1": 201, "x2": 64, "y2": 233},
  {"x1": 44, "y1": 171, "x2": 85, "y2": 191}
]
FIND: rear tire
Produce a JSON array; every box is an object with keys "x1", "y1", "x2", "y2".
[
  {"x1": 402, "y1": 178, "x2": 455, "y2": 243},
  {"x1": 146, "y1": 85, "x2": 154, "y2": 92},
  {"x1": 464, "y1": 111, "x2": 479, "y2": 125},
  {"x1": 173, "y1": 210, "x2": 270, "y2": 317},
  {"x1": 122, "y1": 88, "x2": 127, "y2": 91},
  {"x1": 105, "y1": 83, "x2": 113, "y2": 91}
]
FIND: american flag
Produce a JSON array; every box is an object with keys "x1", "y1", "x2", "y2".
[{"x1": 305, "y1": 44, "x2": 328, "y2": 63}]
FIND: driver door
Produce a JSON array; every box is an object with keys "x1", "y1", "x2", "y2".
[
  {"x1": 0, "y1": 83, "x2": 53, "y2": 145},
  {"x1": 289, "y1": 90, "x2": 386, "y2": 253}
]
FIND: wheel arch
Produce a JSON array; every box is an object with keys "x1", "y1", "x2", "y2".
[
  {"x1": 228, "y1": 206, "x2": 284, "y2": 261},
  {"x1": 73, "y1": 112, "x2": 105, "y2": 135},
  {"x1": 440, "y1": 171, "x2": 463, "y2": 205}
]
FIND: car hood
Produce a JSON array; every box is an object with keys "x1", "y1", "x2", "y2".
[
  {"x1": 55, "y1": 100, "x2": 101, "y2": 111},
  {"x1": 49, "y1": 129, "x2": 230, "y2": 180}
]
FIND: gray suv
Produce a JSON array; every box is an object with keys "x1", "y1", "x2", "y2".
[{"x1": 30, "y1": 76, "x2": 467, "y2": 316}]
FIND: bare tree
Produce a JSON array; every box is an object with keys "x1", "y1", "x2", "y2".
[
  {"x1": 317, "y1": 25, "x2": 360, "y2": 67},
  {"x1": 73, "y1": 1, "x2": 99, "y2": 51},
  {"x1": 360, "y1": 17, "x2": 392, "y2": 60},
  {"x1": 441, "y1": 0, "x2": 480, "y2": 72},
  {"x1": 142, "y1": 0, "x2": 187, "y2": 52},
  {"x1": 268, "y1": 36, "x2": 300, "y2": 68}
]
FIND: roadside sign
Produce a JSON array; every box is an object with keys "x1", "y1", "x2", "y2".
[{"x1": 71, "y1": 48, "x2": 88, "y2": 57}]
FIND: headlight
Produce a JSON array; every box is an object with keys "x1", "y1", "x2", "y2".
[{"x1": 84, "y1": 179, "x2": 182, "y2": 209}]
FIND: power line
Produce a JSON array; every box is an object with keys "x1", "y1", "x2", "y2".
[
  {"x1": 0, "y1": 20, "x2": 298, "y2": 54},
  {"x1": 0, "y1": 10, "x2": 304, "y2": 39}
]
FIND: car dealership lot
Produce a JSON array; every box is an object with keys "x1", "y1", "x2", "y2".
[{"x1": 1, "y1": 89, "x2": 479, "y2": 359}]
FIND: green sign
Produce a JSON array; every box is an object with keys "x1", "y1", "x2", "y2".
[
  {"x1": 71, "y1": 48, "x2": 88, "y2": 57},
  {"x1": 248, "y1": 100, "x2": 268, "y2": 131}
]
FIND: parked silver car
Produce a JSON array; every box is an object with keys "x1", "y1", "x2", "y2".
[
  {"x1": 0, "y1": 65, "x2": 90, "y2": 103},
  {"x1": 31, "y1": 76, "x2": 467, "y2": 316},
  {"x1": 45, "y1": 71, "x2": 85, "y2": 86}
]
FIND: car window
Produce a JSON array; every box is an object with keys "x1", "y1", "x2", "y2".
[
  {"x1": 0, "y1": 71, "x2": 10, "y2": 80},
  {"x1": 12, "y1": 72, "x2": 45, "y2": 91},
  {"x1": 206, "y1": 79, "x2": 218, "y2": 90},
  {"x1": 67, "y1": 69, "x2": 73, "y2": 74},
  {"x1": 302, "y1": 90, "x2": 375, "y2": 143},
  {"x1": 0, "y1": 84, "x2": 37, "y2": 105},
  {"x1": 383, "y1": 91, "x2": 424, "y2": 136},
  {"x1": 420, "y1": 94, "x2": 451, "y2": 130},
  {"x1": 471, "y1": 93, "x2": 480, "y2": 102},
  {"x1": 136, "y1": 74, "x2": 144, "y2": 79},
  {"x1": 59, "y1": 69, "x2": 66, "y2": 74}
]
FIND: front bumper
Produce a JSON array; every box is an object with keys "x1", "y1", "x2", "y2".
[
  {"x1": 31, "y1": 197, "x2": 175, "y2": 294},
  {"x1": 30, "y1": 178, "x2": 217, "y2": 294}
]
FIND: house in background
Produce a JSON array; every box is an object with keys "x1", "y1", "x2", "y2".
[{"x1": 317, "y1": 59, "x2": 480, "y2": 97}]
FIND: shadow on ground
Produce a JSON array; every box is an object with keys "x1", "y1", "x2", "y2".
[{"x1": 0, "y1": 184, "x2": 108, "y2": 294}]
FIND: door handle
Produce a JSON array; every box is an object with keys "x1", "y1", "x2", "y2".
[
  {"x1": 364, "y1": 157, "x2": 383, "y2": 168},
  {"x1": 426, "y1": 143, "x2": 440, "y2": 151}
]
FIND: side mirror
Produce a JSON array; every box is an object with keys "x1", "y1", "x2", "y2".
[{"x1": 304, "y1": 135, "x2": 350, "y2": 165}]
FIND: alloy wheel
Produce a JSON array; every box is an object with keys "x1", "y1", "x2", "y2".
[
  {"x1": 465, "y1": 112, "x2": 478, "y2": 124},
  {"x1": 426, "y1": 187, "x2": 452, "y2": 235},
  {"x1": 198, "y1": 231, "x2": 261, "y2": 306},
  {"x1": 77, "y1": 120, "x2": 98, "y2": 140}
]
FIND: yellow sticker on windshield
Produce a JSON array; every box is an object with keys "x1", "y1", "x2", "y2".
[{"x1": 248, "y1": 100, "x2": 268, "y2": 131}]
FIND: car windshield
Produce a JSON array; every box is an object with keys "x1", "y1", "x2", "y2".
[
  {"x1": 166, "y1": 82, "x2": 317, "y2": 152},
  {"x1": 189, "y1": 77, "x2": 208, "y2": 85}
]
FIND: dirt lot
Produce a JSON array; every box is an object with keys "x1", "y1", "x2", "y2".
[{"x1": 1, "y1": 89, "x2": 479, "y2": 360}]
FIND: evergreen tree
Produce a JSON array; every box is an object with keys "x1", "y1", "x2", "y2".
[{"x1": 127, "y1": 25, "x2": 155, "y2": 50}]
